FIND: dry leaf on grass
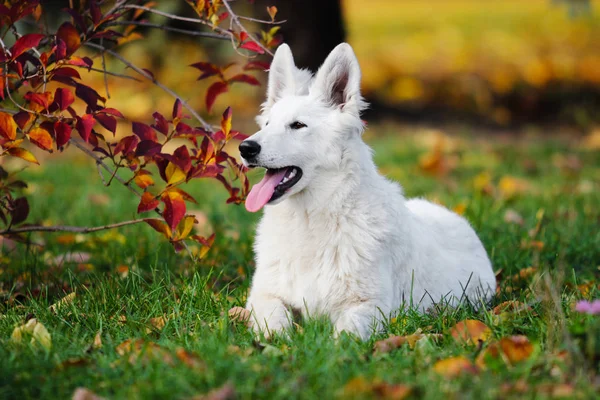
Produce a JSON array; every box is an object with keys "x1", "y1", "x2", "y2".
[
  {"x1": 49, "y1": 292, "x2": 76, "y2": 313},
  {"x1": 476, "y1": 335, "x2": 534, "y2": 368},
  {"x1": 116, "y1": 339, "x2": 173, "y2": 365},
  {"x1": 11, "y1": 318, "x2": 51, "y2": 350},
  {"x1": 93, "y1": 331, "x2": 102, "y2": 349},
  {"x1": 175, "y1": 347, "x2": 205, "y2": 370},
  {"x1": 72, "y1": 387, "x2": 105, "y2": 400},
  {"x1": 433, "y1": 356, "x2": 478, "y2": 378},
  {"x1": 449, "y1": 320, "x2": 491, "y2": 345},
  {"x1": 146, "y1": 316, "x2": 166, "y2": 333},
  {"x1": 374, "y1": 329, "x2": 442, "y2": 354}
]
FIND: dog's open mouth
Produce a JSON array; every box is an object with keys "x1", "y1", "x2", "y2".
[{"x1": 245, "y1": 166, "x2": 303, "y2": 212}]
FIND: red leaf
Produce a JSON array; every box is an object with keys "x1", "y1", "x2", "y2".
[
  {"x1": 137, "y1": 192, "x2": 160, "y2": 214},
  {"x1": 135, "y1": 140, "x2": 162, "y2": 157},
  {"x1": 114, "y1": 135, "x2": 139, "y2": 156},
  {"x1": 67, "y1": 56, "x2": 93, "y2": 68},
  {"x1": 90, "y1": 0, "x2": 102, "y2": 25},
  {"x1": 52, "y1": 67, "x2": 81, "y2": 80},
  {"x1": 13, "y1": 112, "x2": 32, "y2": 130},
  {"x1": 240, "y1": 41, "x2": 264, "y2": 54},
  {"x1": 100, "y1": 108, "x2": 124, "y2": 118},
  {"x1": 54, "y1": 121, "x2": 72, "y2": 147},
  {"x1": 54, "y1": 88, "x2": 75, "y2": 110},
  {"x1": 132, "y1": 121, "x2": 157, "y2": 142},
  {"x1": 94, "y1": 113, "x2": 116, "y2": 134},
  {"x1": 172, "y1": 99, "x2": 182, "y2": 120},
  {"x1": 165, "y1": 145, "x2": 192, "y2": 173},
  {"x1": 76, "y1": 83, "x2": 105, "y2": 109},
  {"x1": 243, "y1": 60, "x2": 270, "y2": 71},
  {"x1": 24, "y1": 91, "x2": 52, "y2": 110},
  {"x1": 206, "y1": 81, "x2": 228, "y2": 113},
  {"x1": 56, "y1": 22, "x2": 81, "y2": 56},
  {"x1": 10, "y1": 33, "x2": 44, "y2": 59},
  {"x1": 162, "y1": 191, "x2": 186, "y2": 231},
  {"x1": 221, "y1": 106, "x2": 232, "y2": 136},
  {"x1": 151, "y1": 112, "x2": 169, "y2": 135},
  {"x1": 228, "y1": 74, "x2": 260, "y2": 86},
  {"x1": 76, "y1": 114, "x2": 95, "y2": 142},
  {"x1": 190, "y1": 62, "x2": 220, "y2": 81}
]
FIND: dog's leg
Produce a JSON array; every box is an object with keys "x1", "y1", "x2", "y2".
[
  {"x1": 246, "y1": 294, "x2": 292, "y2": 339},
  {"x1": 333, "y1": 302, "x2": 383, "y2": 340}
]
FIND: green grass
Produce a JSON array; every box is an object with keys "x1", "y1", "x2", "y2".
[{"x1": 1, "y1": 127, "x2": 599, "y2": 399}]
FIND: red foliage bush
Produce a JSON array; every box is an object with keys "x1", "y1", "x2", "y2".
[{"x1": 0, "y1": 0, "x2": 282, "y2": 253}]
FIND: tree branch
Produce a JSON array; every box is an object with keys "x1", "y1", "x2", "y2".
[
  {"x1": 1, "y1": 218, "x2": 148, "y2": 235},
  {"x1": 222, "y1": 0, "x2": 274, "y2": 56},
  {"x1": 107, "y1": 20, "x2": 230, "y2": 40},
  {"x1": 69, "y1": 138, "x2": 143, "y2": 199}
]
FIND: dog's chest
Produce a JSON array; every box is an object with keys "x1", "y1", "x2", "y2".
[{"x1": 256, "y1": 209, "x2": 379, "y2": 314}]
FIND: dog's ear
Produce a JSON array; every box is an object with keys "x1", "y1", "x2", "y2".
[
  {"x1": 264, "y1": 44, "x2": 297, "y2": 110},
  {"x1": 312, "y1": 43, "x2": 366, "y2": 115}
]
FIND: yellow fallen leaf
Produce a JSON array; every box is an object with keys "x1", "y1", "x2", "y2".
[
  {"x1": 93, "y1": 331, "x2": 102, "y2": 349},
  {"x1": 499, "y1": 335, "x2": 534, "y2": 364},
  {"x1": 49, "y1": 292, "x2": 76, "y2": 313},
  {"x1": 433, "y1": 356, "x2": 478, "y2": 378},
  {"x1": 374, "y1": 329, "x2": 442, "y2": 354},
  {"x1": 11, "y1": 318, "x2": 51, "y2": 350}
]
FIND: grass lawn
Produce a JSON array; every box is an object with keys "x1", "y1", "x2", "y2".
[{"x1": 1, "y1": 126, "x2": 599, "y2": 399}]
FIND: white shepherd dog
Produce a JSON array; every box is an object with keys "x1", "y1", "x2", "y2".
[{"x1": 238, "y1": 43, "x2": 496, "y2": 340}]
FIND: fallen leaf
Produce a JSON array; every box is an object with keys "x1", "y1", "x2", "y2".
[
  {"x1": 49, "y1": 292, "x2": 76, "y2": 313},
  {"x1": 499, "y1": 335, "x2": 534, "y2": 364},
  {"x1": 116, "y1": 339, "x2": 173, "y2": 365},
  {"x1": 93, "y1": 331, "x2": 102, "y2": 349},
  {"x1": 175, "y1": 347, "x2": 205, "y2": 370},
  {"x1": 476, "y1": 335, "x2": 534, "y2": 368},
  {"x1": 449, "y1": 320, "x2": 491, "y2": 345},
  {"x1": 72, "y1": 388, "x2": 105, "y2": 400},
  {"x1": 374, "y1": 329, "x2": 442, "y2": 354},
  {"x1": 433, "y1": 356, "x2": 478, "y2": 378},
  {"x1": 146, "y1": 316, "x2": 166, "y2": 333},
  {"x1": 11, "y1": 318, "x2": 51, "y2": 350}
]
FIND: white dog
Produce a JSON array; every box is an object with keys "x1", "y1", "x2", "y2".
[{"x1": 238, "y1": 43, "x2": 496, "y2": 340}]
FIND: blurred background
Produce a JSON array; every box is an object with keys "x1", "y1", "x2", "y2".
[
  {"x1": 35, "y1": 0, "x2": 599, "y2": 133},
  {"x1": 59, "y1": 0, "x2": 600, "y2": 133}
]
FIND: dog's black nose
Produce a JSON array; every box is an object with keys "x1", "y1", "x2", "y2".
[{"x1": 239, "y1": 140, "x2": 261, "y2": 159}]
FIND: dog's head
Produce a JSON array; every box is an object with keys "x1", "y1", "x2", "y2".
[{"x1": 240, "y1": 43, "x2": 367, "y2": 212}]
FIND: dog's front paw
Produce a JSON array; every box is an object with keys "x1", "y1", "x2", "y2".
[
  {"x1": 247, "y1": 296, "x2": 292, "y2": 340},
  {"x1": 334, "y1": 315, "x2": 372, "y2": 341}
]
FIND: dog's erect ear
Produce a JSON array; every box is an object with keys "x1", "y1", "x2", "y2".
[
  {"x1": 312, "y1": 43, "x2": 365, "y2": 114},
  {"x1": 264, "y1": 44, "x2": 297, "y2": 108}
]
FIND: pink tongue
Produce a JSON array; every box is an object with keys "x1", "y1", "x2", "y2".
[{"x1": 245, "y1": 169, "x2": 287, "y2": 212}]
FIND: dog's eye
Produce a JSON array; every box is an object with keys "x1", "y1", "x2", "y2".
[{"x1": 289, "y1": 121, "x2": 307, "y2": 130}]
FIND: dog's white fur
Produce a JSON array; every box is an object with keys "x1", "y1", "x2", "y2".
[{"x1": 242, "y1": 43, "x2": 496, "y2": 340}]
